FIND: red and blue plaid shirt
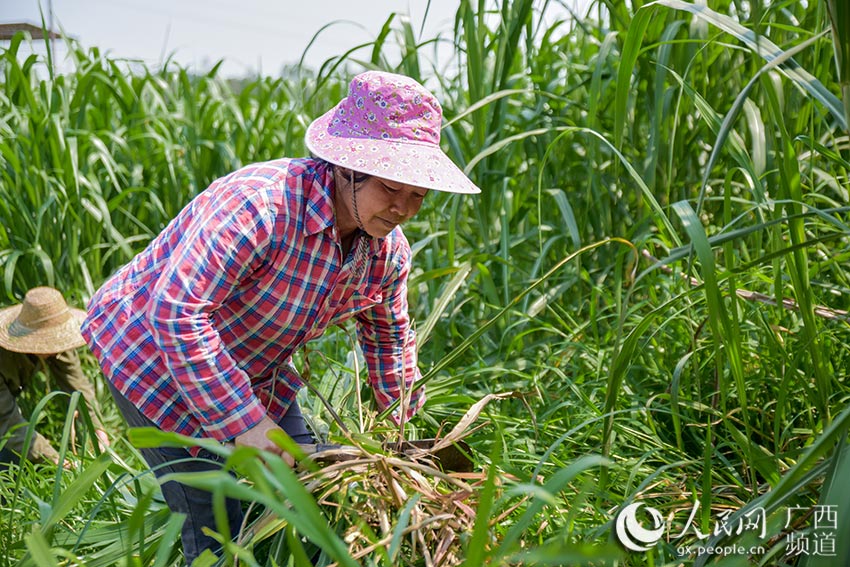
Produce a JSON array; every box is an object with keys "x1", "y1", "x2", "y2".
[{"x1": 82, "y1": 158, "x2": 423, "y2": 442}]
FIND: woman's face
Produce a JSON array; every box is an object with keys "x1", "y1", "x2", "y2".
[{"x1": 334, "y1": 168, "x2": 428, "y2": 238}]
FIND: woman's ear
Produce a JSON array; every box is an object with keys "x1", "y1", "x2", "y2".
[
  {"x1": 336, "y1": 166, "x2": 353, "y2": 179},
  {"x1": 334, "y1": 166, "x2": 355, "y2": 190}
]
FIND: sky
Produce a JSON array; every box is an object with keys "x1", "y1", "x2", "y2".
[
  {"x1": 0, "y1": 1, "x2": 594, "y2": 77},
  {"x1": 0, "y1": 0, "x2": 472, "y2": 76}
]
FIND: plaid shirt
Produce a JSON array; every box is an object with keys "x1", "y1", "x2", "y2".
[{"x1": 82, "y1": 158, "x2": 423, "y2": 442}]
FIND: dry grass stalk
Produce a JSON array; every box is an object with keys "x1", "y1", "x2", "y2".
[
  {"x1": 304, "y1": 395, "x2": 513, "y2": 564},
  {"x1": 642, "y1": 249, "x2": 849, "y2": 321}
]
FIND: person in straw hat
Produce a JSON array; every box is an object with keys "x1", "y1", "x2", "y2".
[
  {"x1": 0, "y1": 287, "x2": 109, "y2": 466},
  {"x1": 82, "y1": 70, "x2": 480, "y2": 563}
]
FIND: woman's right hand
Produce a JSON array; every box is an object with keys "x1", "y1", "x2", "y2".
[{"x1": 234, "y1": 415, "x2": 295, "y2": 466}]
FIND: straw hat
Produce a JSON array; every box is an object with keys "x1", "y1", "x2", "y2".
[
  {"x1": 0, "y1": 287, "x2": 86, "y2": 355},
  {"x1": 306, "y1": 71, "x2": 481, "y2": 195}
]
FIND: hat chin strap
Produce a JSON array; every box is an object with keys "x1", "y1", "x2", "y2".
[{"x1": 350, "y1": 169, "x2": 367, "y2": 233}]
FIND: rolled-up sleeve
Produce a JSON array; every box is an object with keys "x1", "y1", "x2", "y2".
[
  {"x1": 146, "y1": 184, "x2": 274, "y2": 441},
  {"x1": 48, "y1": 350, "x2": 105, "y2": 430},
  {"x1": 356, "y1": 246, "x2": 424, "y2": 421}
]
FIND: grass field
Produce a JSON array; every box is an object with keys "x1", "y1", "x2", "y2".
[{"x1": 1, "y1": 0, "x2": 849, "y2": 565}]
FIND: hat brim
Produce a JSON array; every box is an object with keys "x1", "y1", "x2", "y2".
[
  {"x1": 0, "y1": 304, "x2": 87, "y2": 355},
  {"x1": 305, "y1": 106, "x2": 481, "y2": 195}
]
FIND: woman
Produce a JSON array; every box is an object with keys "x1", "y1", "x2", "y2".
[{"x1": 82, "y1": 70, "x2": 480, "y2": 562}]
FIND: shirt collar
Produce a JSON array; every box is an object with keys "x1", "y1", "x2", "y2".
[{"x1": 303, "y1": 160, "x2": 335, "y2": 236}]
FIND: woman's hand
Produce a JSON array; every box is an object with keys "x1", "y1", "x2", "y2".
[
  {"x1": 234, "y1": 415, "x2": 295, "y2": 466},
  {"x1": 95, "y1": 428, "x2": 110, "y2": 451}
]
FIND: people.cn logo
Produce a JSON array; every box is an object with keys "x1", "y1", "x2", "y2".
[{"x1": 615, "y1": 502, "x2": 666, "y2": 552}]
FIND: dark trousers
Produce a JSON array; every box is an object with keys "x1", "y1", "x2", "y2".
[{"x1": 107, "y1": 382, "x2": 313, "y2": 565}]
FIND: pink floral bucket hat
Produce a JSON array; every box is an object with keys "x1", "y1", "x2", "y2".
[{"x1": 306, "y1": 71, "x2": 481, "y2": 195}]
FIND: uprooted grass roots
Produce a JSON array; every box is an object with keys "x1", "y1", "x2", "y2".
[{"x1": 308, "y1": 454, "x2": 492, "y2": 566}]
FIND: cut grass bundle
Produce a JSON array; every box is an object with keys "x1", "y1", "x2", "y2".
[{"x1": 302, "y1": 455, "x2": 485, "y2": 566}]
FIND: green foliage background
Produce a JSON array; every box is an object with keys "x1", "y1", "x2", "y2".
[{"x1": 1, "y1": 0, "x2": 850, "y2": 565}]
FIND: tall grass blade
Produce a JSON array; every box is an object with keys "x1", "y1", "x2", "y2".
[
  {"x1": 653, "y1": 0, "x2": 847, "y2": 130},
  {"x1": 129, "y1": 428, "x2": 359, "y2": 566},
  {"x1": 24, "y1": 531, "x2": 59, "y2": 567},
  {"x1": 387, "y1": 494, "x2": 420, "y2": 564},
  {"x1": 461, "y1": 434, "x2": 501, "y2": 567},
  {"x1": 826, "y1": 0, "x2": 850, "y2": 129},
  {"x1": 416, "y1": 262, "x2": 472, "y2": 348},
  {"x1": 762, "y1": 83, "x2": 833, "y2": 422},
  {"x1": 150, "y1": 513, "x2": 184, "y2": 567},
  {"x1": 672, "y1": 200, "x2": 754, "y2": 480},
  {"x1": 614, "y1": 4, "x2": 656, "y2": 149},
  {"x1": 492, "y1": 455, "x2": 612, "y2": 561},
  {"x1": 38, "y1": 453, "x2": 113, "y2": 541},
  {"x1": 800, "y1": 435, "x2": 850, "y2": 567},
  {"x1": 401, "y1": 238, "x2": 634, "y2": 414},
  {"x1": 692, "y1": 30, "x2": 826, "y2": 213}
]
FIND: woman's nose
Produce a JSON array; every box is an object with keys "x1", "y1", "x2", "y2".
[{"x1": 390, "y1": 195, "x2": 411, "y2": 217}]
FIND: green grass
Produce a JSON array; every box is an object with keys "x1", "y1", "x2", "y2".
[{"x1": 2, "y1": 0, "x2": 850, "y2": 565}]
